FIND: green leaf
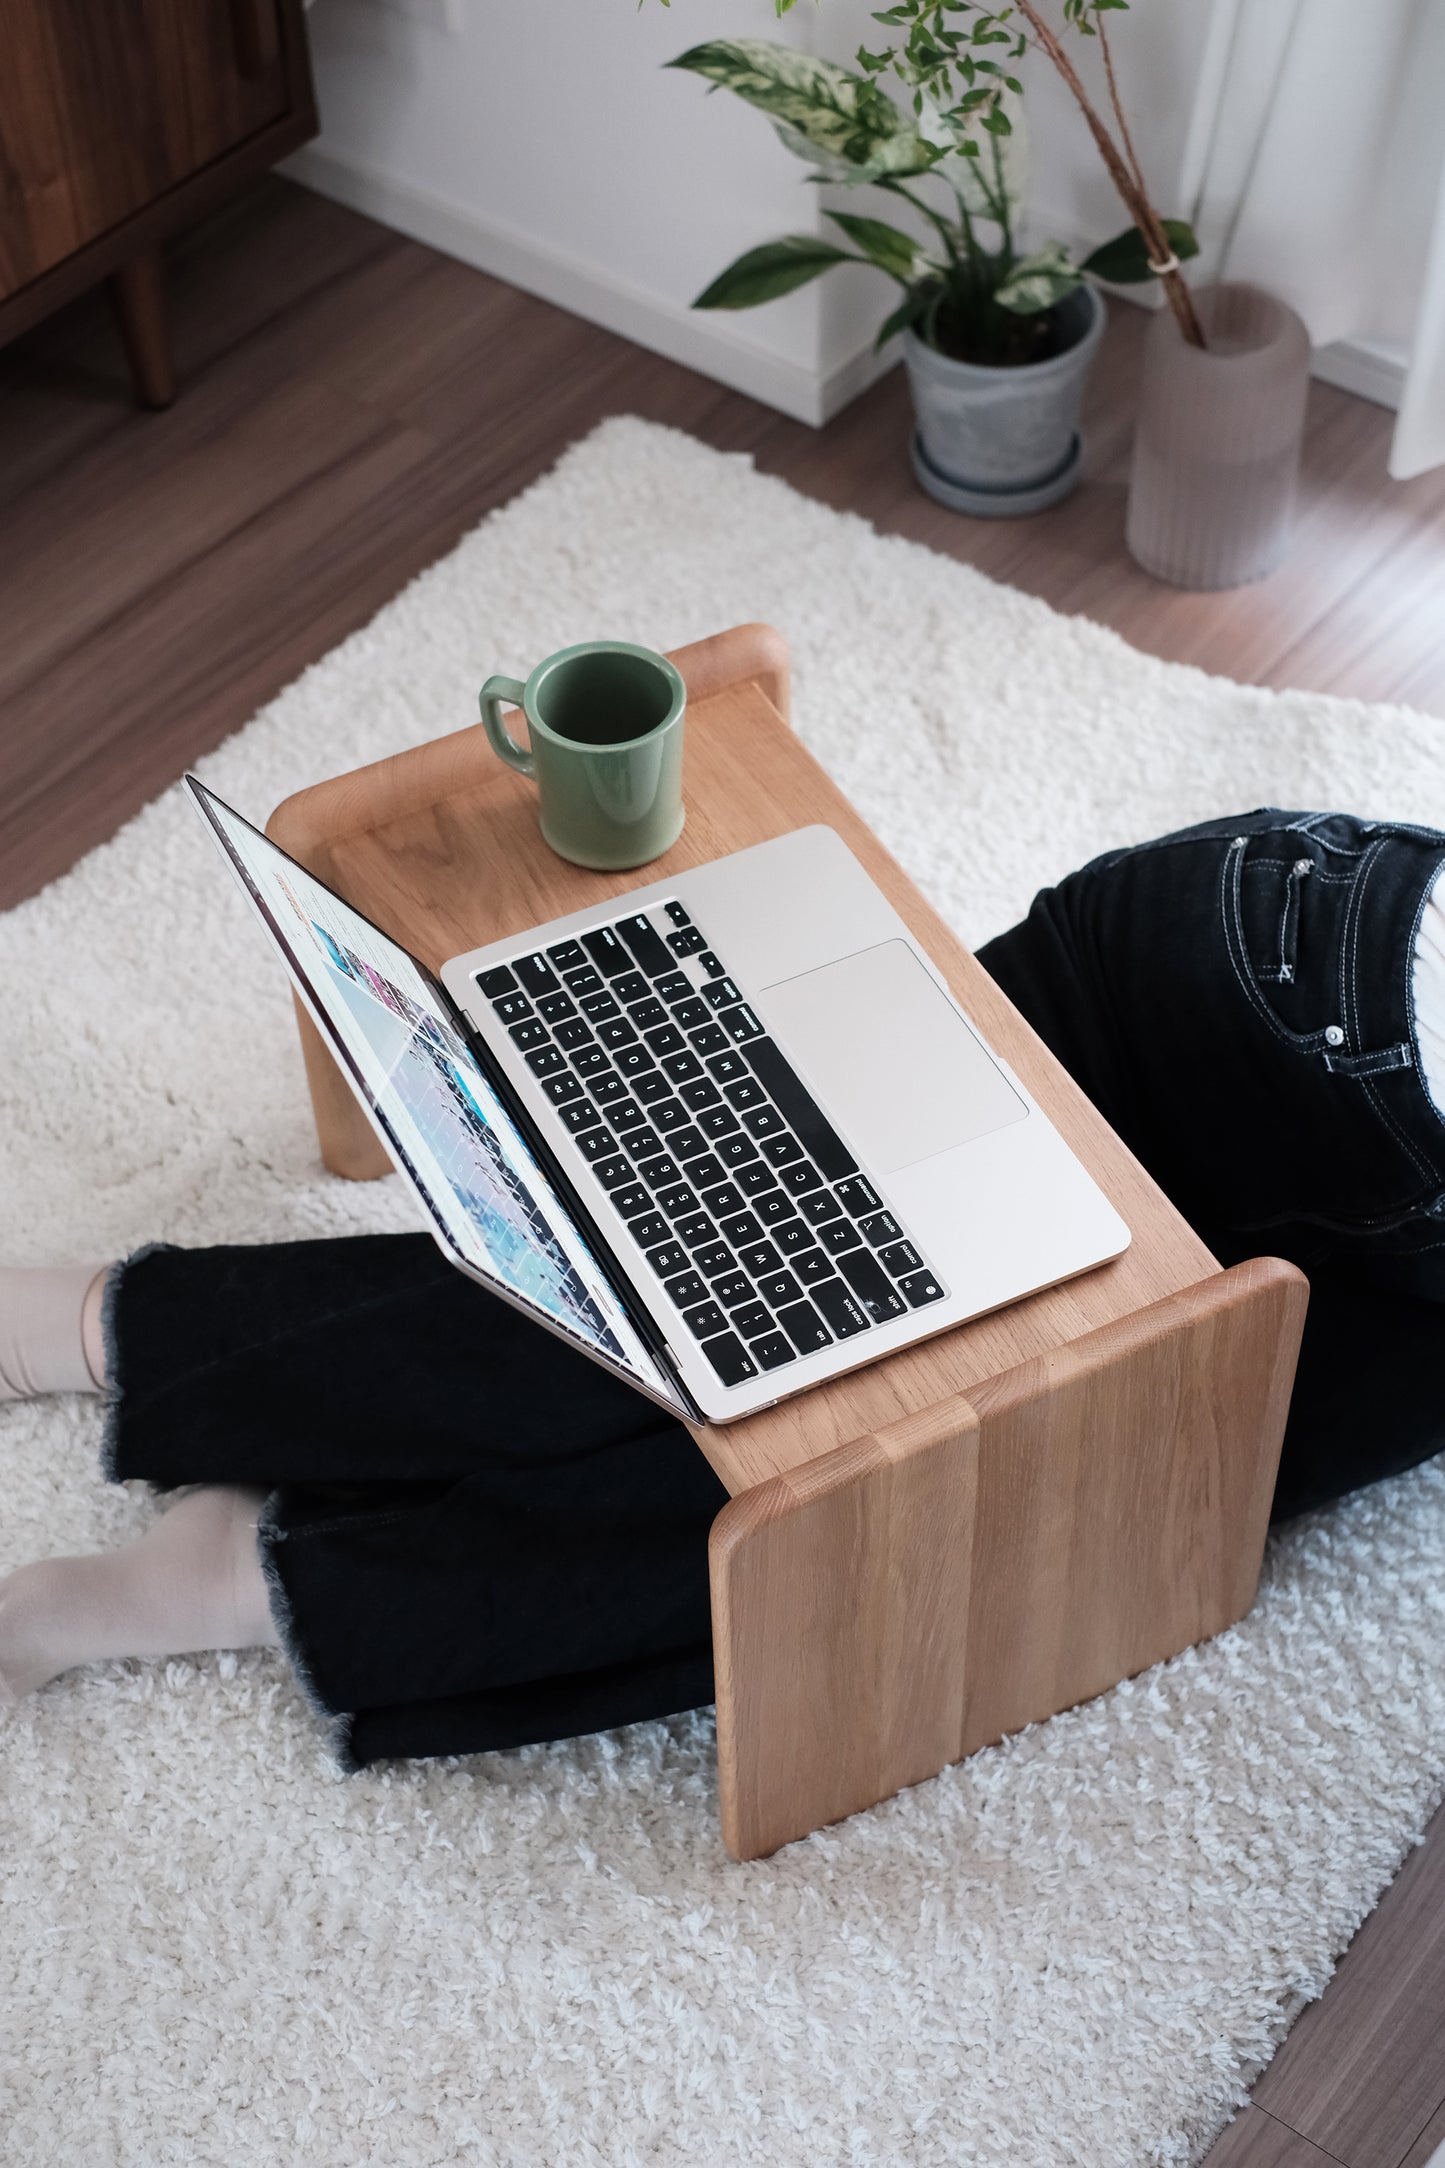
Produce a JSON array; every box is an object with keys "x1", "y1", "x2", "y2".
[
  {"x1": 825, "y1": 210, "x2": 918, "y2": 280},
  {"x1": 692, "y1": 236, "x2": 857, "y2": 311},
  {"x1": 1081, "y1": 217, "x2": 1200, "y2": 284},
  {"x1": 994, "y1": 240, "x2": 1083, "y2": 314},
  {"x1": 874, "y1": 284, "x2": 934, "y2": 351},
  {"x1": 667, "y1": 38, "x2": 936, "y2": 177}
]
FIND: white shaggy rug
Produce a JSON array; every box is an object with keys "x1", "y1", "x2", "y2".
[{"x1": 4, "y1": 417, "x2": 1445, "y2": 2168}]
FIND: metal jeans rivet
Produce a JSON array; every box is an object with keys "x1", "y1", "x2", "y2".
[
  {"x1": 1325, "y1": 1025, "x2": 1345, "y2": 1046},
  {"x1": 1293, "y1": 858, "x2": 1312, "y2": 875}
]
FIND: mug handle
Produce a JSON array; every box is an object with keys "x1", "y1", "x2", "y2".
[{"x1": 478, "y1": 675, "x2": 535, "y2": 778}]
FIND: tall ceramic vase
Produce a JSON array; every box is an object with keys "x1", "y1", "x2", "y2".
[{"x1": 1126, "y1": 282, "x2": 1311, "y2": 589}]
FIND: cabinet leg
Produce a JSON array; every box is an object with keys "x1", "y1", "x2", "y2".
[{"x1": 109, "y1": 249, "x2": 175, "y2": 410}]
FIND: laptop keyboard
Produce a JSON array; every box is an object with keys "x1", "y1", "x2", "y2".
[{"x1": 475, "y1": 901, "x2": 946, "y2": 1389}]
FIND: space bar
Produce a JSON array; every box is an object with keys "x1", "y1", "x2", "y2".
[{"x1": 745, "y1": 1037, "x2": 858, "y2": 1182}]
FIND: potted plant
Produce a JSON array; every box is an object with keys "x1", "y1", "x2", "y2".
[{"x1": 667, "y1": 0, "x2": 1200, "y2": 516}]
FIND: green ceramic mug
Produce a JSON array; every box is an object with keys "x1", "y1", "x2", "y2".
[{"x1": 478, "y1": 640, "x2": 687, "y2": 871}]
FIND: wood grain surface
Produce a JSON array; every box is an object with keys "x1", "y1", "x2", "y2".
[{"x1": 1204, "y1": 2109, "x2": 1353, "y2": 2168}]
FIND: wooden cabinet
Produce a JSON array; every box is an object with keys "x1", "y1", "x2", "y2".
[{"x1": 0, "y1": 0, "x2": 316, "y2": 403}]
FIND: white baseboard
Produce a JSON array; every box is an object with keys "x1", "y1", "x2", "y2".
[
  {"x1": 283, "y1": 143, "x2": 880, "y2": 428},
  {"x1": 1310, "y1": 337, "x2": 1407, "y2": 412}
]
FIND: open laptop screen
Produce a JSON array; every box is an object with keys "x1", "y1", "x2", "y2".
[{"x1": 189, "y1": 779, "x2": 680, "y2": 1407}]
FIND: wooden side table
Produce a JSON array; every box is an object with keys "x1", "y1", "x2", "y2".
[{"x1": 269, "y1": 623, "x2": 1307, "y2": 1860}]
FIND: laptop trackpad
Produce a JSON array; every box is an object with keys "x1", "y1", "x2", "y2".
[{"x1": 760, "y1": 940, "x2": 1026, "y2": 1176}]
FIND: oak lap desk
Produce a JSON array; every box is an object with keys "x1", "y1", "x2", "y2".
[{"x1": 269, "y1": 623, "x2": 1308, "y2": 1862}]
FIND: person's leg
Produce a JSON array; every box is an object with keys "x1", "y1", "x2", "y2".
[
  {"x1": 0, "y1": 1263, "x2": 110, "y2": 1401},
  {"x1": 978, "y1": 810, "x2": 1445, "y2": 1517}
]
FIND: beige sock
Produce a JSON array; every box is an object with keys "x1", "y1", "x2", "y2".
[
  {"x1": 0, "y1": 1264, "x2": 112, "y2": 1400},
  {"x1": 0, "y1": 1485, "x2": 279, "y2": 1705}
]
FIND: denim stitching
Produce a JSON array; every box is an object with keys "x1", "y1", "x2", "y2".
[
  {"x1": 1345, "y1": 839, "x2": 1439, "y2": 1184},
  {"x1": 1219, "y1": 839, "x2": 1330, "y2": 1050}
]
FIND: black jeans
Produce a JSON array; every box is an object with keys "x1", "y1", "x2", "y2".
[{"x1": 106, "y1": 810, "x2": 1445, "y2": 1764}]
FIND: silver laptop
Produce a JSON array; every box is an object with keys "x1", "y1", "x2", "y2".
[{"x1": 190, "y1": 777, "x2": 1128, "y2": 1426}]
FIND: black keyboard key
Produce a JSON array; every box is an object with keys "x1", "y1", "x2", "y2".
[
  {"x1": 880, "y1": 1239, "x2": 924, "y2": 1277},
  {"x1": 632, "y1": 1212, "x2": 669, "y2": 1248},
  {"x1": 581, "y1": 926, "x2": 630, "y2": 978},
  {"x1": 541, "y1": 1073, "x2": 583, "y2": 1106},
  {"x1": 674, "y1": 1213, "x2": 716, "y2": 1249},
  {"x1": 616, "y1": 914, "x2": 674, "y2": 977},
  {"x1": 777, "y1": 1300, "x2": 833, "y2": 1356},
  {"x1": 707, "y1": 1050, "x2": 749, "y2": 1084},
  {"x1": 860, "y1": 1210, "x2": 904, "y2": 1248},
  {"x1": 609, "y1": 1098, "x2": 646, "y2": 1132},
  {"x1": 546, "y1": 939, "x2": 586, "y2": 971},
  {"x1": 633, "y1": 1071, "x2": 672, "y2": 1105},
  {"x1": 723, "y1": 1078, "x2": 766, "y2": 1111},
  {"x1": 493, "y1": 992, "x2": 532, "y2": 1025},
  {"x1": 661, "y1": 1051, "x2": 704, "y2": 1085},
  {"x1": 645, "y1": 1241, "x2": 689, "y2": 1278},
  {"x1": 732, "y1": 1302, "x2": 771, "y2": 1340},
  {"x1": 700, "y1": 1332, "x2": 758, "y2": 1386},
  {"x1": 664, "y1": 1271, "x2": 710, "y2": 1311},
  {"x1": 650, "y1": 1098, "x2": 688, "y2": 1132},
  {"x1": 720, "y1": 1211, "x2": 763, "y2": 1247},
  {"x1": 725, "y1": 1005, "x2": 766, "y2": 1045},
  {"x1": 682, "y1": 1299, "x2": 728, "y2": 1341},
  {"x1": 899, "y1": 1268, "x2": 947, "y2": 1307},
  {"x1": 562, "y1": 965, "x2": 604, "y2": 998},
  {"x1": 666, "y1": 1125, "x2": 706, "y2": 1162},
  {"x1": 554, "y1": 1019, "x2": 593, "y2": 1052},
  {"x1": 839, "y1": 1247, "x2": 908, "y2": 1322},
  {"x1": 714, "y1": 1272, "x2": 753, "y2": 1310},
  {"x1": 537, "y1": 992, "x2": 575, "y2": 1024},
  {"x1": 621, "y1": 1127, "x2": 663, "y2": 1163},
  {"x1": 736, "y1": 1161, "x2": 777, "y2": 1198},
  {"x1": 657, "y1": 1184, "x2": 700, "y2": 1219},
  {"x1": 646, "y1": 1024, "x2": 686, "y2": 1058},
  {"x1": 591, "y1": 1072, "x2": 628, "y2": 1106},
  {"x1": 593, "y1": 1156, "x2": 633, "y2": 1191},
  {"x1": 755, "y1": 1191, "x2": 796, "y2": 1228},
  {"x1": 613, "y1": 972, "x2": 651, "y2": 1007},
  {"x1": 577, "y1": 1127, "x2": 618, "y2": 1162},
  {"x1": 699, "y1": 1179, "x2": 745, "y2": 1219},
  {"x1": 812, "y1": 1278, "x2": 871, "y2": 1339},
  {"x1": 780, "y1": 1161, "x2": 825, "y2": 1196},
  {"x1": 668, "y1": 925, "x2": 707, "y2": 956},
  {"x1": 836, "y1": 1176, "x2": 882, "y2": 1217},
  {"x1": 679, "y1": 1078, "x2": 722, "y2": 1112},
  {"x1": 746, "y1": 1039, "x2": 859, "y2": 1183},
  {"x1": 774, "y1": 1221, "x2": 816, "y2": 1259},
  {"x1": 820, "y1": 1220, "x2": 864, "y2": 1257},
  {"x1": 642, "y1": 1156, "x2": 684, "y2": 1191},
  {"x1": 698, "y1": 1104, "x2": 740, "y2": 1139},
  {"x1": 682, "y1": 1154, "x2": 727, "y2": 1193},
  {"x1": 689, "y1": 1023, "x2": 729, "y2": 1057},
  {"x1": 476, "y1": 966, "x2": 517, "y2": 999},
  {"x1": 631, "y1": 999, "x2": 668, "y2": 1033},
  {"x1": 580, "y1": 991, "x2": 621, "y2": 1022},
  {"x1": 703, "y1": 977, "x2": 745, "y2": 1012},
  {"x1": 559, "y1": 1099, "x2": 601, "y2": 1133},
  {"x1": 656, "y1": 972, "x2": 692, "y2": 1004},
  {"x1": 742, "y1": 1105, "x2": 787, "y2": 1139},
  {"x1": 757, "y1": 1268, "x2": 803, "y2": 1308},
  {"x1": 694, "y1": 1243, "x2": 735, "y2": 1279},
  {"x1": 749, "y1": 1332, "x2": 796, "y2": 1372},
  {"x1": 612, "y1": 1185, "x2": 653, "y2": 1219},
  {"x1": 664, "y1": 901, "x2": 692, "y2": 927},
  {"x1": 793, "y1": 1248, "x2": 834, "y2": 1288},
  {"x1": 509, "y1": 1018, "x2": 549, "y2": 1051},
  {"x1": 672, "y1": 997, "x2": 711, "y2": 1031},
  {"x1": 799, "y1": 1190, "x2": 845, "y2": 1227},
  {"x1": 574, "y1": 1046, "x2": 610, "y2": 1077},
  {"x1": 738, "y1": 1240, "x2": 783, "y2": 1277},
  {"x1": 698, "y1": 950, "x2": 726, "y2": 978},
  {"x1": 525, "y1": 1047, "x2": 566, "y2": 1078},
  {"x1": 761, "y1": 1134, "x2": 804, "y2": 1168},
  {"x1": 514, "y1": 953, "x2": 561, "y2": 998},
  {"x1": 595, "y1": 1017, "x2": 638, "y2": 1051},
  {"x1": 614, "y1": 1045, "x2": 655, "y2": 1079}
]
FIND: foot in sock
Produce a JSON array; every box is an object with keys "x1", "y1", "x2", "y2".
[
  {"x1": 0, "y1": 1264, "x2": 112, "y2": 1401},
  {"x1": 0, "y1": 1485, "x2": 279, "y2": 1704}
]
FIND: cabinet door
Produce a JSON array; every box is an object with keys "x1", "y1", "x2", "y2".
[{"x1": 0, "y1": 0, "x2": 291, "y2": 298}]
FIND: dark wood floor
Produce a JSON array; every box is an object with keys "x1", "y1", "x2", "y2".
[{"x1": 3, "y1": 178, "x2": 1444, "y2": 2164}]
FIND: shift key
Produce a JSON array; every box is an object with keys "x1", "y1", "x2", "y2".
[
  {"x1": 811, "y1": 1277, "x2": 871, "y2": 1339},
  {"x1": 839, "y1": 1247, "x2": 908, "y2": 1322}
]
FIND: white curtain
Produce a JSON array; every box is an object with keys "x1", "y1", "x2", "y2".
[{"x1": 1180, "y1": 0, "x2": 1445, "y2": 477}]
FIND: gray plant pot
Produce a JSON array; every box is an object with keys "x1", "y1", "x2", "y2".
[{"x1": 903, "y1": 282, "x2": 1106, "y2": 517}]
